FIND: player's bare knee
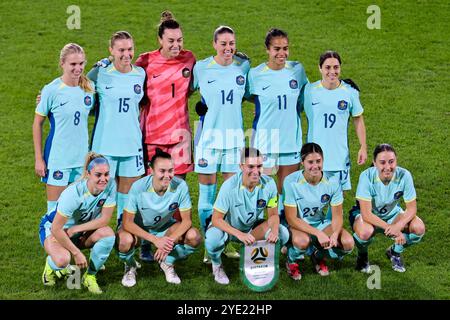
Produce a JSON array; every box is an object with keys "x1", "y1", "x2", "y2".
[
  {"x1": 117, "y1": 232, "x2": 134, "y2": 252},
  {"x1": 53, "y1": 254, "x2": 71, "y2": 268},
  {"x1": 411, "y1": 218, "x2": 426, "y2": 235},
  {"x1": 357, "y1": 227, "x2": 374, "y2": 241},
  {"x1": 185, "y1": 228, "x2": 202, "y2": 247},
  {"x1": 341, "y1": 235, "x2": 355, "y2": 251},
  {"x1": 97, "y1": 226, "x2": 115, "y2": 238},
  {"x1": 292, "y1": 235, "x2": 310, "y2": 250}
]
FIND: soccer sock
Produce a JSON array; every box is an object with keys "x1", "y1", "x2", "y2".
[
  {"x1": 141, "y1": 239, "x2": 151, "y2": 253},
  {"x1": 117, "y1": 192, "x2": 129, "y2": 222},
  {"x1": 287, "y1": 245, "x2": 306, "y2": 263},
  {"x1": 327, "y1": 247, "x2": 353, "y2": 260},
  {"x1": 392, "y1": 232, "x2": 423, "y2": 254},
  {"x1": 117, "y1": 248, "x2": 138, "y2": 268},
  {"x1": 47, "y1": 256, "x2": 65, "y2": 271},
  {"x1": 198, "y1": 183, "x2": 216, "y2": 233},
  {"x1": 205, "y1": 227, "x2": 226, "y2": 266},
  {"x1": 46, "y1": 200, "x2": 57, "y2": 215},
  {"x1": 88, "y1": 236, "x2": 115, "y2": 275},
  {"x1": 165, "y1": 244, "x2": 196, "y2": 265},
  {"x1": 353, "y1": 233, "x2": 373, "y2": 255}
]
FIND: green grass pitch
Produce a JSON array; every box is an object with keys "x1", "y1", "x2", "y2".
[{"x1": 0, "y1": 0, "x2": 449, "y2": 300}]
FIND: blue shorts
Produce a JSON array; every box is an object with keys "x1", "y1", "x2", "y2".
[
  {"x1": 104, "y1": 154, "x2": 145, "y2": 178},
  {"x1": 349, "y1": 206, "x2": 404, "y2": 231},
  {"x1": 39, "y1": 212, "x2": 88, "y2": 248},
  {"x1": 194, "y1": 146, "x2": 240, "y2": 174},
  {"x1": 325, "y1": 170, "x2": 351, "y2": 191},
  {"x1": 262, "y1": 152, "x2": 301, "y2": 172},
  {"x1": 42, "y1": 167, "x2": 82, "y2": 186}
]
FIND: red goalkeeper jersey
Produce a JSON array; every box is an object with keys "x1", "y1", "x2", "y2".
[{"x1": 136, "y1": 49, "x2": 195, "y2": 145}]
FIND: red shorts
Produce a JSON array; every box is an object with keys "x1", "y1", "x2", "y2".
[{"x1": 144, "y1": 141, "x2": 193, "y2": 175}]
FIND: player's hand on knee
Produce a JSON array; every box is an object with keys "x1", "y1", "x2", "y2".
[
  {"x1": 155, "y1": 236, "x2": 174, "y2": 252},
  {"x1": 317, "y1": 232, "x2": 331, "y2": 249},
  {"x1": 195, "y1": 101, "x2": 208, "y2": 116}
]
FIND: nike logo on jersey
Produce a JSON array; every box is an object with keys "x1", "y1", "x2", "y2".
[
  {"x1": 153, "y1": 74, "x2": 161, "y2": 78},
  {"x1": 294, "y1": 153, "x2": 300, "y2": 159},
  {"x1": 60, "y1": 101, "x2": 69, "y2": 106},
  {"x1": 262, "y1": 85, "x2": 271, "y2": 90},
  {"x1": 312, "y1": 102, "x2": 320, "y2": 105},
  {"x1": 105, "y1": 86, "x2": 113, "y2": 89},
  {"x1": 207, "y1": 80, "x2": 216, "y2": 84},
  {"x1": 235, "y1": 204, "x2": 243, "y2": 207}
]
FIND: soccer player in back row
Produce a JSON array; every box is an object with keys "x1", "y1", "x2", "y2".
[
  {"x1": 283, "y1": 143, "x2": 354, "y2": 280},
  {"x1": 33, "y1": 43, "x2": 95, "y2": 222},
  {"x1": 303, "y1": 51, "x2": 367, "y2": 193},
  {"x1": 136, "y1": 10, "x2": 195, "y2": 179},
  {"x1": 205, "y1": 147, "x2": 289, "y2": 285},
  {"x1": 39, "y1": 153, "x2": 116, "y2": 294},
  {"x1": 350, "y1": 144, "x2": 425, "y2": 273},
  {"x1": 117, "y1": 149, "x2": 201, "y2": 286},
  {"x1": 246, "y1": 27, "x2": 308, "y2": 217},
  {"x1": 192, "y1": 26, "x2": 250, "y2": 263},
  {"x1": 87, "y1": 31, "x2": 146, "y2": 243},
  {"x1": 135, "y1": 11, "x2": 196, "y2": 262}
]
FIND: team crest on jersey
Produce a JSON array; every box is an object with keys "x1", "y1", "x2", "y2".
[
  {"x1": 134, "y1": 84, "x2": 142, "y2": 94},
  {"x1": 257, "y1": 199, "x2": 267, "y2": 209},
  {"x1": 236, "y1": 75, "x2": 245, "y2": 86},
  {"x1": 337, "y1": 100, "x2": 348, "y2": 110},
  {"x1": 182, "y1": 67, "x2": 191, "y2": 78},
  {"x1": 84, "y1": 96, "x2": 92, "y2": 106},
  {"x1": 321, "y1": 194, "x2": 331, "y2": 203},
  {"x1": 97, "y1": 199, "x2": 106, "y2": 207},
  {"x1": 53, "y1": 170, "x2": 63, "y2": 180},
  {"x1": 198, "y1": 158, "x2": 208, "y2": 168},
  {"x1": 169, "y1": 202, "x2": 179, "y2": 211},
  {"x1": 289, "y1": 79, "x2": 298, "y2": 89},
  {"x1": 394, "y1": 191, "x2": 404, "y2": 200}
]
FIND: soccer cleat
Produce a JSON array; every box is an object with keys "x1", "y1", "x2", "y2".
[
  {"x1": 203, "y1": 249, "x2": 212, "y2": 264},
  {"x1": 356, "y1": 253, "x2": 371, "y2": 273},
  {"x1": 224, "y1": 242, "x2": 240, "y2": 258},
  {"x1": 311, "y1": 251, "x2": 329, "y2": 276},
  {"x1": 121, "y1": 264, "x2": 137, "y2": 287},
  {"x1": 212, "y1": 264, "x2": 230, "y2": 285},
  {"x1": 386, "y1": 248, "x2": 406, "y2": 272},
  {"x1": 42, "y1": 261, "x2": 57, "y2": 286},
  {"x1": 82, "y1": 273, "x2": 103, "y2": 294},
  {"x1": 160, "y1": 262, "x2": 181, "y2": 284},
  {"x1": 140, "y1": 246, "x2": 154, "y2": 263},
  {"x1": 55, "y1": 265, "x2": 76, "y2": 279},
  {"x1": 286, "y1": 262, "x2": 302, "y2": 280}
]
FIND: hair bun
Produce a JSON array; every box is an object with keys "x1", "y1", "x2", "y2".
[
  {"x1": 160, "y1": 10, "x2": 174, "y2": 22},
  {"x1": 155, "y1": 147, "x2": 164, "y2": 155}
]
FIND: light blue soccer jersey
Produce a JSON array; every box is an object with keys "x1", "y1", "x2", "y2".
[
  {"x1": 36, "y1": 78, "x2": 94, "y2": 169},
  {"x1": 356, "y1": 166, "x2": 416, "y2": 221},
  {"x1": 55, "y1": 179, "x2": 116, "y2": 229},
  {"x1": 283, "y1": 170, "x2": 343, "y2": 225},
  {"x1": 214, "y1": 172, "x2": 278, "y2": 232},
  {"x1": 192, "y1": 55, "x2": 250, "y2": 150},
  {"x1": 247, "y1": 61, "x2": 308, "y2": 154},
  {"x1": 88, "y1": 64, "x2": 145, "y2": 156},
  {"x1": 125, "y1": 176, "x2": 192, "y2": 230},
  {"x1": 304, "y1": 80, "x2": 363, "y2": 171}
]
